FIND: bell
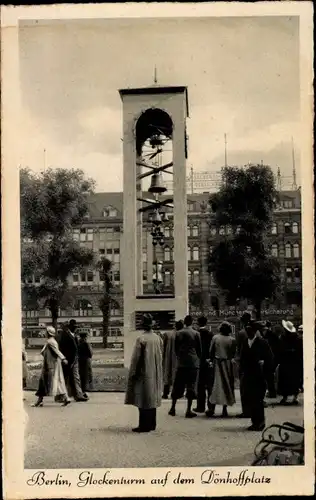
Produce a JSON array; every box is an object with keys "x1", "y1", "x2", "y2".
[
  {"x1": 148, "y1": 172, "x2": 167, "y2": 194},
  {"x1": 151, "y1": 210, "x2": 162, "y2": 225},
  {"x1": 161, "y1": 212, "x2": 169, "y2": 223}
]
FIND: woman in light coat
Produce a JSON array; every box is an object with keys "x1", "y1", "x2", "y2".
[
  {"x1": 32, "y1": 326, "x2": 70, "y2": 407},
  {"x1": 125, "y1": 314, "x2": 163, "y2": 433},
  {"x1": 206, "y1": 321, "x2": 236, "y2": 418}
]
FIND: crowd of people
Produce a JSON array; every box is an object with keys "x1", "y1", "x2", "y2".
[
  {"x1": 31, "y1": 319, "x2": 93, "y2": 408},
  {"x1": 26, "y1": 312, "x2": 303, "y2": 435},
  {"x1": 125, "y1": 312, "x2": 303, "y2": 433}
]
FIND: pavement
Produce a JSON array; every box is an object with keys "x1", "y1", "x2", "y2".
[{"x1": 24, "y1": 391, "x2": 304, "y2": 469}]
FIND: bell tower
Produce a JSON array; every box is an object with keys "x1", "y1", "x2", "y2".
[{"x1": 119, "y1": 85, "x2": 189, "y2": 367}]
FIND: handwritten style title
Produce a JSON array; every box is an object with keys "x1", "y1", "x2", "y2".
[{"x1": 27, "y1": 469, "x2": 271, "y2": 488}]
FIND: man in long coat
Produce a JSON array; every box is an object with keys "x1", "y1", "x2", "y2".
[
  {"x1": 162, "y1": 320, "x2": 182, "y2": 399},
  {"x1": 168, "y1": 315, "x2": 201, "y2": 418},
  {"x1": 239, "y1": 321, "x2": 274, "y2": 431},
  {"x1": 236, "y1": 312, "x2": 252, "y2": 418},
  {"x1": 58, "y1": 319, "x2": 88, "y2": 402},
  {"x1": 125, "y1": 314, "x2": 163, "y2": 433},
  {"x1": 193, "y1": 316, "x2": 214, "y2": 413}
]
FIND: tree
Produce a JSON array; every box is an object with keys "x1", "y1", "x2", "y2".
[
  {"x1": 208, "y1": 164, "x2": 280, "y2": 319},
  {"x1": 189, "y1": 290, "x2": 206, "y2": 314},
  {"x1": 21, "y1": 168, "x2": 96, "y2": 330},
  {"x1": 98, "y1": 258, "x2": 120, "y2": 348}
]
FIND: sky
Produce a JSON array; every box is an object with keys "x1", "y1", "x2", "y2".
[{"x1": 18, "y1": 16, "x2": 300, "y2": 192}]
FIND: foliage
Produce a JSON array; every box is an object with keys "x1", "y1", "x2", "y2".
[
  {"x1": 189, "y1": 290, "x2": 206, "y2": 313},
  {"x1": 21, "y1": 168, "x2": 95, "y2": 328},
  {"x1": 208, "y1": 165, "x2": 280, "y2": 319},
  {"x1": 98, "y1": 258, "x2": 120, "y2": 348}
]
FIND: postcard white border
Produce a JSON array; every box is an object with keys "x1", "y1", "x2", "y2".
[{"x1": 1, "y1": 2, "x2": 314, "y2": 498}]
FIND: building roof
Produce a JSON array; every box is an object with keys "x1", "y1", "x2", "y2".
[{"x1": 119, "y1": 86, "x2": 189, "y2": 118}]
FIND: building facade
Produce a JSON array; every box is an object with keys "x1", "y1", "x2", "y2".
[{"x1": 22, "y1": 189, "x2": 302, "y2": 337}]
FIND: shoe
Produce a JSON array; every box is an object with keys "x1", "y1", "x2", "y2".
[
  {"x1": 263, "y1": 401, "x2": 268, "y2": 408},
  {"x1": 292, "y1": 399, "x2": 299, "y2": 405},
  {"x1": 61, "y1": 400, "x2": 71, "y2": 407},
  {"x1": 221, "y1": 410, "x2": 229, "y2": 418},
  {"x1": 132, "y1": 427, "x2": 151, "y2": 433},
  {"x1": 205, "y1": 410, "x2": 215, "y2": 418},
  {"x1": 185, "y1": 411, "x2": 197, "y2": 418},
  {"x1": 75, "y1": 397, "x2": 88, "y2": 402},
  {"x1": 247, "y1": 423, "x2": 265, "y2": 431},
  {"x1": 32, "y1": 400, "x2": 43, "y2": 407},
  {"x1": 193, "y1": 408, "x2": 205, "y2": 413},
  {"x1": 168, "y1": 408, "x2": 176, "y2": 416}
]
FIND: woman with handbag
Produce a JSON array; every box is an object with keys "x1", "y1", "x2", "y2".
[
  {"x1": 206, "y1": 321, "x2": 236, "y2": 418},
  {"x1": 32, "y1": 326, "x2": 70, "y2": 407}
]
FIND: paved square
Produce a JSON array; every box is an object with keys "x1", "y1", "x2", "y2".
[{"x1": 24, "y1": 391, "x2": 303, "y2": 469}]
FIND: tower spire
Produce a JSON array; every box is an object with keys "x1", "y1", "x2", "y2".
[
  {"x1": 224, "y1": 133, "x2": 227, "y2": 168},
  {"x1": 291, "y1": 137, "x2": 297, "y2": 190},
  {"x1": 276, "y1": 166, "x2": 282, "y2": 191},
  {"x1": 154, "y1": 66, "x2": 158, "y2": 85}
]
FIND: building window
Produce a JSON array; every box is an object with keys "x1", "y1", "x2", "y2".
[
  {"x1": 283, "y1": 200, "x2": 294, "y2": 209},
  {"x1": 87, "y1": 271, "x2": 94, "y2": 282},
  {"x1": 87, "y1": 228, "x2": 93, "y2": 241},
  {"x1": 75, "y1": 300, "x2": 93, "y2": 317},
  {"x1": 188, "y1": 270, "x2": 192, "y2": 285},
  {"x1": 187, "y1": 226, "x2": 191, "y2": 237},
  {"x1": 73, "y1": 229, "x2": 80, "y2": 241},
  {"x1": 286, "y1": 267, "x2": 293, "y2": 282},
  {"x1": 188, "y1": 246, "x2": 191, "y2": 261},
  {"x1": 113, "y1": 271, "x2": 120, "y2": 283},
  {"x1": 285, "y1": 243, "x2": 292, "y2": 258},
  {"x1": 111, "y1": 307, "x2": 120, "y2": 317},
  {"x1": 99, "y1": 249, "x2": 105, "y2": 256},
  {"x1": 193, "y1": 270, "x2": 200, "y2": 286},
  {"x1": 219, "y1": 226, "x2": 225, "y2": 235},
  {"x1": 73, "y1": 272, "x2": 79, "y2": 283},
  {"x1": 293, "y1": 243, "x2": 300, "y2": 258},
  {"x1": 164, "y1": 247, "x2": 172, "y2": 261},
  {"x1": 271, "y1": 223, "x2": 278, "y2": 235},
  {"x1": 103, "y1": 206, "x2": 118, "y2": 218},
  {"x1": 294, "y1": 267, "x2": 301, "y2": 282},
  {"x1": 210, "y1": 226, "x2": 217, "y2": 236},
  {"x1": 271, "y1": 244, "x2": 278, "y2": 257},
  {"x1": 80, "y1": 228, "x2": 86, "y2": 241},
  {"x1": 292, "y1": 222, "x2": 299, "y2": 234},
  {"x1": 192, "y1": 246, "x2": 199, "y2": 261},
  {"x1": 142, "y1": 251, "x2": 147, "y2": 262},
  {"x1": 164, "y1": 270, "x2": 171, "y2": 287},
  {"x1": 209, "y1": 245, "x2": 213, "y2": 255},
  {"x1": 192, "y1": 225, "x2": 199, "y2": 237},
  {"x1": 284, "y1": 222, "x2": 291, "y2": 234},
  {"x1": 188, "y1": 201, "x2": 195, "y2": 212}
]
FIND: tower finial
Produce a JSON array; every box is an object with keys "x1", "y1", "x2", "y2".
[
  {"x1": 154, "y1": 66, "x2": 158, "y2": 85},
  {"x1": 291, "y1": 137, "x2": 297, "y2": 190}
]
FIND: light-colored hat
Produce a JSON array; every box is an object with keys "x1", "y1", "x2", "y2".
[
  {"x1": 46, "y1": 326, "x2": 56, "y2": 337},
  {"x1": 282, "y1": 320, "x2": 296, "y2": 333}
]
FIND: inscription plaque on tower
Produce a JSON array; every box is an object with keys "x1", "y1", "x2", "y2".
[{"x1": 135, "y1": 310, "x2": 175, "y2": 331}]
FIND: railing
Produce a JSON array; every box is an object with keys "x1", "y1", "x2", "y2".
[{"x1": 252, "y1": 421, "x2": 304, "y2": 466}]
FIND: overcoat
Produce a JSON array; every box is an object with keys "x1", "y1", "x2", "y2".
[
  {"x1": 36, "y1": 337, "x2": 68, "y2": 397},
  {"x1": 277, "y1": 332, "x2": 303, "y2": 397},
  {"x1": 209, "y1": 333, "x2": 236, "y2": 406},
  {"x1": 162, "y1": 330, "x2": 178, "y2": 386},
  {"x1": 125, "y1": 331, "x2": 163, "y2": 409},
  {"x1": 78, "y1": 339, "x2": 93, "y2": 392}
]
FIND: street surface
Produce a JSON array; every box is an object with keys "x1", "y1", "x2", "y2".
[{"x1": 24, "y1": 391, "x2": 303, "y2": 469}]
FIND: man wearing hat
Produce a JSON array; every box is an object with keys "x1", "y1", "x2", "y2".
[
  {"x1": 277, "y1": 320, "x2": 303, "y2": 405},
  {"x1": 125, "y1": 313, "x2": 163, "y2": 432},
  {"x1": 58, "y1": 319, "x2": 88, "y2": 402}
]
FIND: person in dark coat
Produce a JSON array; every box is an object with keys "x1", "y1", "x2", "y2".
[
  {"x1": 277, "y1": 320, "x2": 303, "y2": 405},
  {"x1": 262, "y1": 321, "x2": 279, "y2": 398},
  {"x1": 125, "y1": 313, "x2": 163, "y2": 433},
  {"x1": 239, "y1": 321, "x2": 274, "y2": 431},
  {"x1": 162, "y1": 321, "x2": 182, "y2": 399},
  {"x1": 193, "y1": 316, "x2": 214, "y2": 413},
  {"x1": 78, "y1": 332, "x2": 93, "y2": 398},
  {"x1": 168, "y1": 315, "x2": 201, "y2": 418},
  {"x1": 58, "y1": 319, "x2": 88, "y2": 402},
  {"x1": 236, "y1": 311, "x2": 252, "y2": 418}
]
